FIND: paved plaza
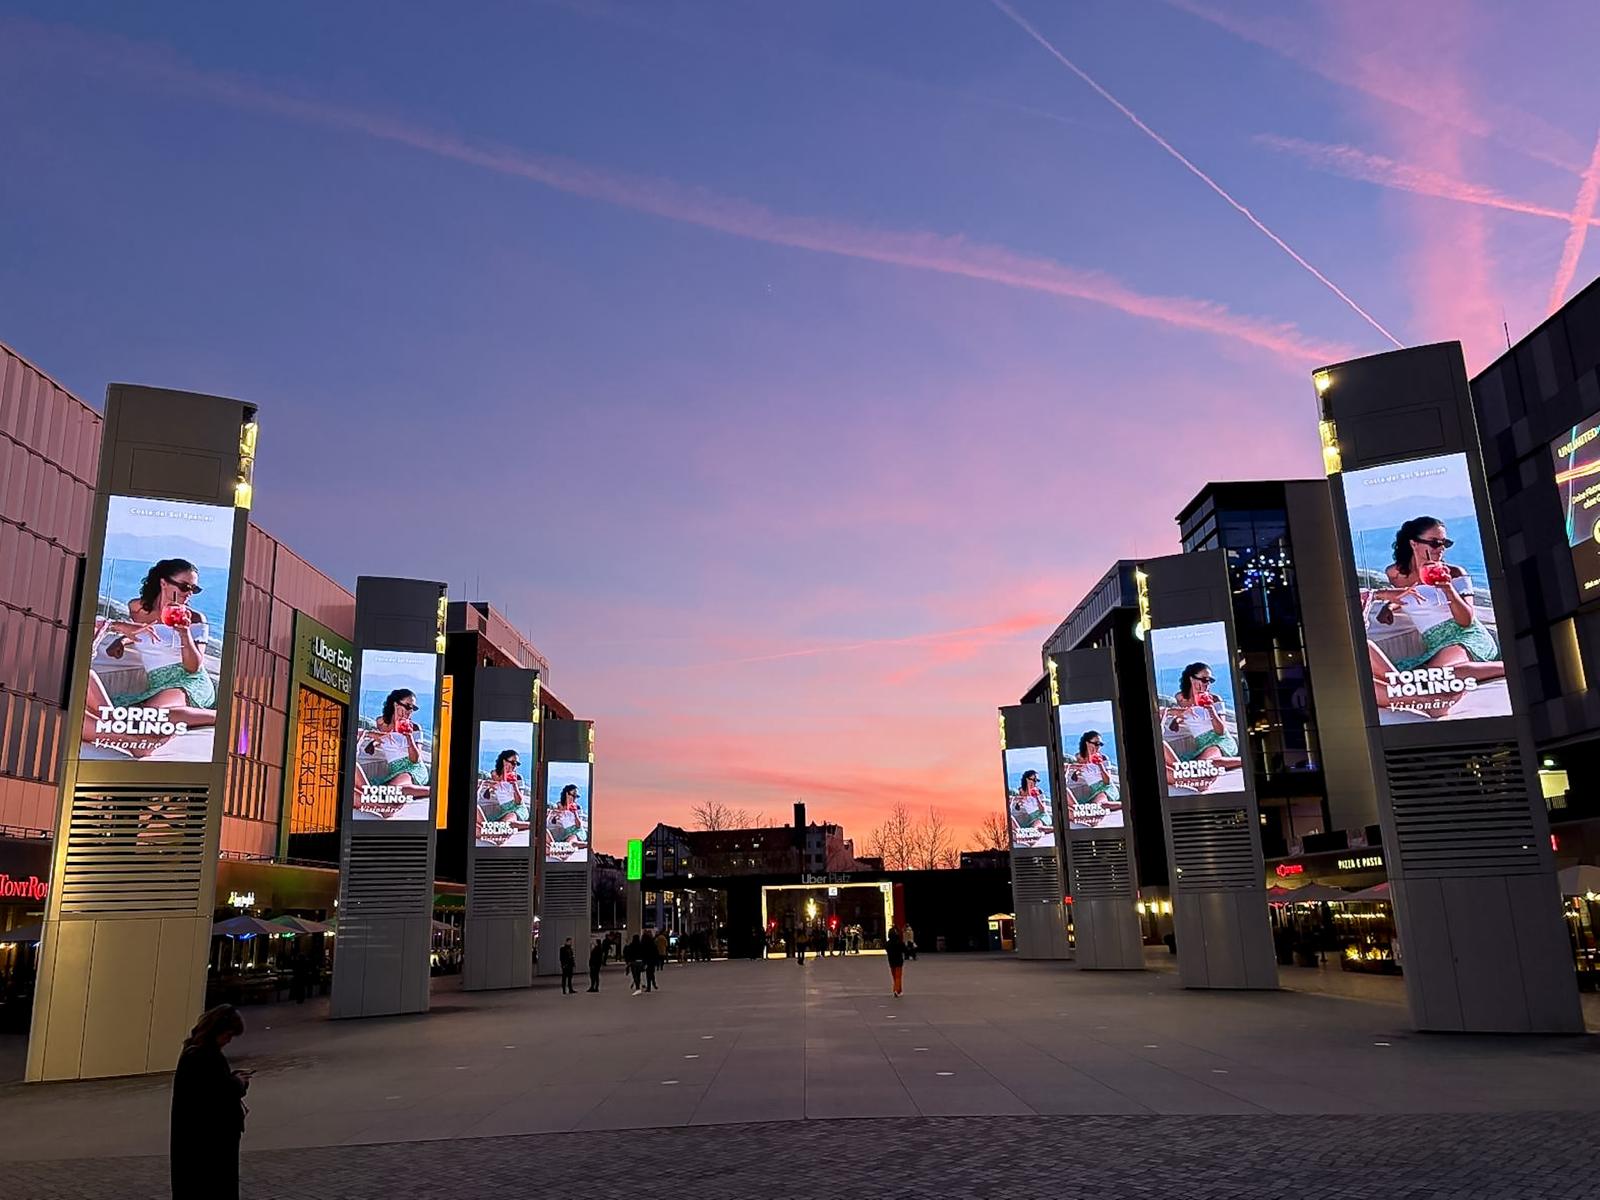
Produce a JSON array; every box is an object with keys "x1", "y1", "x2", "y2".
[{"x1": 6, "y1": 953, "x2": 1598, "y2": 1198}]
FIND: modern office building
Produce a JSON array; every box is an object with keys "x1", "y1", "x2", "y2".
[
  {"x1": 1470, "y1": 275, "x2": 1600, "y2": 874},
  {"x1": 1174, "y1": 481, "x2": 1380, "y2": 865}
]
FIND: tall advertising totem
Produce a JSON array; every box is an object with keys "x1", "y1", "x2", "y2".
[
  {"x1": 463, "y1": 666, "x2": 540, "y2": 991},
  {"x1": 1139, "y1": 550, "x2": 1277, "y2": 989},
  {"x1": 28, "y1": 385, "x2": 257, "y2": 1081},
  {"x1": 998, "y1": 703, "x2": 1070, "y2": 959},
  {"x1": 330, "y1": 576, "x2": 448, "y2": 1018},
  {"x1": 536, "y1": 718, "x2": 593, "y2": 975},
  {"x1": 1314, "y1": 343, "x2": 1581, "y2": 1031},
  {"x1": 1047, "y1": 648, "x2": 1143, "y2": 969}
]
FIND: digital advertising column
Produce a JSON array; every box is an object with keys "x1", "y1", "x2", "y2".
[
  {"x1": 1314, "y1": 344, "x2": 1581, "y2": 1032},
  {"x1": 463, "y1": 666, "x2": 540, "y2": 992},
  {"x1": 536, "y1": 718, "x2": 594, "y2": 976},
  {"x1": 330, "y1": 577, "x2": 448, "y2": 1019},
  {"x1": 998, "y1": 704, "x2": 1070, "y2": 960},
  {"x1": 28, "y1": 386, "x2": 258, "y2": 1082},
  {"x1": 1047, "y1": 647, "x2": 1143, "y2": 969},
  {"x1": 1139, "y1": 550, "x2": 1277, "y2": 990}
]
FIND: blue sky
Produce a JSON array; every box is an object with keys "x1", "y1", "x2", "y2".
[{"x1": 3, "y1": 0, "x2": 1598, "y2": 848}]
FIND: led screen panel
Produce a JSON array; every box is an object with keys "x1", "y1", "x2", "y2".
[
  {"x1": 1342, "y1": 452, "x2": 1511, "y2": 724},
  {"x1": 545, "y1": 761, "x2": 592, "y2": 863},
  {"x1": 1150, "y1": 621, "x2": 1245, "y2": 796},
  {"x1": 1057, "y1": 700, "x2": 1124, "y2": 831},
  {"x1": 1552, "y1": 413, "x2": 1600, "y2": 600},
  {"x1": 1003, "y1": 745, "x2": 1055, "y2": 849},
  {"x1": 353, "y1": 649, "x2": 437, "y2": 821},
  {"x1": 80, "y1": 495, "x2": 237, "y2": 763},
  {"x1": 474, "y1": 720, "x2": 535, "y2": 848}
]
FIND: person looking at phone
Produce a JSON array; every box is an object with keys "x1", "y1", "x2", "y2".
[{"x1": 171, "y1": 1004, "x2": 250, "y2": 1200}]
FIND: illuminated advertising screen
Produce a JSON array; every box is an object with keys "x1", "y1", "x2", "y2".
[
  {"x1": 1057, "y1": 701, "x2": 1124, "y2": 831},
  {"x1": 1552, "y1": 413, "x2": 1600, "y2": 599},
  {"x1": 544, "y1": 761, "x2": 591, "y2": 863},
  {"x1": 1150, "y1": 621, "x2": 1245, "y2": 796},
  {"x1": 353, "y1": 649, "x2": 437, "y2": 821},
  {"x1": 1003, "y1": 745, "x2": 1054, "y2": 849},
  {"x1": 474, "y1": 720, "x2": 535, "y2": 848},
  {"x1": 1342, "y1": 452, "x2": 1511, "y2": 724},
  {"x1": 80, "y1": 495, "x2": 237, "y2": 763}
]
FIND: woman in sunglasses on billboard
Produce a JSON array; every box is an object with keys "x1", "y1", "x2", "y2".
[
  {"x1": 1364, "y1": 516, "x2": 1504, "y2": 711},
  {"x1": 361, "y1": 689, "x2": 431, "y2": 798},
  {"x1": 1160, "y1": 662, "x2": 1241, "y2": 784},
  {"x1": 97, "y1": 558, "x2": 216, "y2": 719},
  {"x1": 1065, "y1": 730, "x2": 1121, "y2": 827},
  {"x1": 475, "y1": 748, "x2": 530, "y2": 843}
]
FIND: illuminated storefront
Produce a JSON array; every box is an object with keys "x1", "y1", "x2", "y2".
[{"x1": 281, "y1": 614, "x2": 354, "y2": 848}]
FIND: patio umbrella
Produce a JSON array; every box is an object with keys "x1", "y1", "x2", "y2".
[
  {"x1": 1277, "y1": 883, "x2": 1351, "y2": 904},
  {"x1": 1345, "y1": 882, "x2": 1390, "y2": 902},
  {"x1": 1556, "y1": 864, "x2": 1600, "y2": 896},
  {"x1": 212, "y1": 915, "x2": 284, "y2": 938},
  {"x1": 0, "y1": 922, "x2": 42, "y2": 944},
  {"x1": 270, "y1": 915, "x2": 329, "y2": 935}
]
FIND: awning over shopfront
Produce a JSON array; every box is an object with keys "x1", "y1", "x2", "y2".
[
  {"x1": 1345, "y1": 882, "x2": 1390, "y2": 902},
  {"x1": 213, "y1": 915, "x2": 287, "y2": 938},
  {"x1": 1270, "y1": 883, "x2": 1352, "y2": 904},
  {"x1": 1556, "y1": 864, "x2": 1600, "y2": 897},
  {"x1": 0, "y1": 922, "x2": 41, "y2": 944}
]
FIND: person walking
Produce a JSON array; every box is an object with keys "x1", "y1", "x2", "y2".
[
  {"x1": 625, "y1": 934, "x2": 643, "y2": 995},
  {"x1": 654, "y1": 930, "x2": 669, "y2": 972},
  {"x1": 903, "y1": 923, "x2": 918, "y2": 961},
  {"x1": 886, "y1": 927, "x2": 906, "y2": 998},
  {"x1": 171, "y1": 1004, "x2": 249, "y2": 1200},
  {"x1": 643, "y1": 929, "x2": 661, "y2": 992},
  {"x1": 588, "y1": 938, "x2": 604, "y2": 992},
  {"x1": 559, "y1": 938, "x2": 576, "y2": 995}
]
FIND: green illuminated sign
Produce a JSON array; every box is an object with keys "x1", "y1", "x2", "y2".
[{"x1": 626, "y1": 839, "x2": 643, "y2": 882}]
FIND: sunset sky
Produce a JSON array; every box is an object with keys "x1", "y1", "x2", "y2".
[{"x1": 3, "y1": 1, "x2": 1598, "y2": 854}]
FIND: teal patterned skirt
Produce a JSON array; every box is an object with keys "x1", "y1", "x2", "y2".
[
  {"x1": 1394, "y1": 620, "x2": 1500, "y2": 673},
  {"x1": 111, "y1": 662, "x2": 216, "y2": 710},
  {"x1": 1191, "y1": 730, "x2": 1239, "y2": 758},
  {"x1": 371, "y1": 757, "x2": 429, "y2": 786}
]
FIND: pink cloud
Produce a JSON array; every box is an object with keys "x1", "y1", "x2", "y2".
[{"x1": 1257, "y1": 134, "x2": 1591, "y2": 227}]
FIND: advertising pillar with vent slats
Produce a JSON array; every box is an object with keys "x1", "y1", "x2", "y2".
[
  {"x1": 1047, "y1": 647, "x2": 1144, "y2": 969},
  {"x1": 463, "y1": 666, "x2": 539, "y2": 991},
  {"x1": 27, "y1": 386, "x2": 257, "y2": 1082},
  {"x1": 998, "y1": 704, "x2": 1070, "y2": 959},
  {"x1": 330, "y1": 577, "x2": 447, "y2": 1019},
  {"x1": 536, "y1": 718, "x2": 593, "y2": 975},
  {"x1": 1314, "y1": 344, "x2": 1582, "y2": 1032},
  {"x1": 1139, "y1": 550, "x2": 1278, "y2": 990}
]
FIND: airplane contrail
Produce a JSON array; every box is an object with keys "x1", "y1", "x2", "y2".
[
  {"x1": 1550, "y1": 134, "x2": 1600, "y2": 313},
  {"x1": 990, "y1": 0, "x2": 1404, "y2": 349}
]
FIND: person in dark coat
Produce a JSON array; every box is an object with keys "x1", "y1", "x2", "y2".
[
  {"x1": 625, "y1": 934, "x2": 643, "y2": 994},
  {"x1": 642, "y1": 929, "x2": 661, "y2": 992},
  {"x1": 886, "y1": 928, "x2": 906, "y2": 997},
  {"x1": 587, "y1": 939, "x2": 605, "y2": 992},
  {"x1": 559, "y1": 938, "x2": 577, "y2": 994},
  {"x1": 171, "y1": 1003, "x2": 249, "y2": 1200}
]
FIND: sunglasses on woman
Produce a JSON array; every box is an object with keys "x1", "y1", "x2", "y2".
[
  {"x1": 165, "y1": 577, "x2": 204, "y2": 595},
  {"x1": 1412, "y1": 536, "x2": 1454, "y2": 550}
]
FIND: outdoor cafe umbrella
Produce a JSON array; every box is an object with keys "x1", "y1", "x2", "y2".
[
  {"x1": 212, "y1": 915, "x2": 284, "y2": 938},
  {"x1": 1345, "y1": 881, "x2": 1390, "y2": 902},
  {"x1": 1275, "y1": 883, "x2": 1351, "y2": 904},
  {"x1": 0, "y1": 922, "x2": 41, "y2": 944},
  {"x1": 1556, "y1": 864, "x2": 1600, "y2": 897},
  {"x1": 270, "y1": 915, "x2": 330, "y2": 935}
]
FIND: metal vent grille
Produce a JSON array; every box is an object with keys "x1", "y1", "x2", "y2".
[
  {"x1": 1013, "y1": 853, "x2": 1062, "y2": 904},
  {"x1": 1071, "y1": 838, "x2": 1132, "y2": 899},
  {"x1": 344, "y1": 833, "x2": 432, "y2": 917},
  {"x1": 1170, "y1": 808, "x2": 1258, "y2": 891},
  {"x1": 540, "y1": 868, "x2": 589, "y2": 916},
  {"x1": 1384, "y1": 743, "x2": 1540, "y2": 877},
  {"x1": 60, "y1": 789, "x2": 210, "y2": 915},
  {"x1": 470, "y1": 857, "x2": 532, "y2": 918}
]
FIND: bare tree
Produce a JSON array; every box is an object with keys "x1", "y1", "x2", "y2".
[
  {"x1": 975, "y1": 810, "x2": 1009, "y2": 852},
  {"x1": 690, "y1": 798, "x2": 738, "y2": 831},
  {"x1": 910, "y1": 806, "x2": 956, "y2": 870},
  {"x1": 867, "y1": 804, "x2": 959, "y2": 870}
]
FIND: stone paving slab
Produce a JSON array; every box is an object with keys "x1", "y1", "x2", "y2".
[{"x1": 15, "y1": 1112, "x2": 1599, "y2": 1200}]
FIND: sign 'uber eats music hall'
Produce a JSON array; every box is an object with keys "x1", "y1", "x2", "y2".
[{"x1": 282, "y1": 613, "x2": 356, "y2": 841}]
